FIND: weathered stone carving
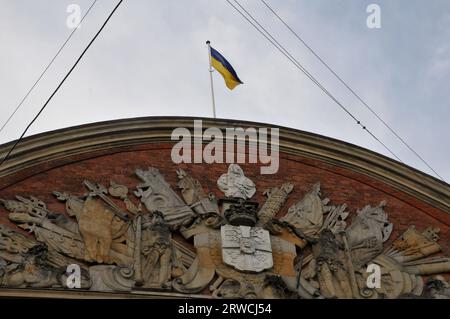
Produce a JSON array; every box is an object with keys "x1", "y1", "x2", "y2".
[
  {"x1": 346, "y1": 201, "x2": 393, "y2": 269},
  {"x1": 138, "y1": 211, "x2": 175, "y2": 289},
  {"x1": 280, "y1": 183, "x2": 331, "y2": 237},
  {"x1": 173, "y1": 228, "x2": 296, "y2": 297},
  {"x1": 212, "y1": 278, "x2": 257, "y2": 299},
  {"x1": 386, "y1": 226, "x2": 441, "y2": 263},
  {"x1": 89, "y1": 265, "x2": 134, "y2": 292},
  {"x1": 382, "y1": 226, "x2": 450, "y2": 276},
  {"x1": 108, "y1": 181, "x2": 141, "y2": 215},
  {"x1": 180, "y1": 212, "x2": 224, "y2": 239},
  {"x1": 297, "y1": 199, "x2": 450, "y2": 299},
  {"x1": 135, "y1": 167, "x2": 195, "y2": 229},
  {"x1": 217, "y1": 164, "x2": 256, "y2": 199},
  {"x1": 351, "y1": 223, "x2": 450, "y2": 299},
  {"x1": 261, "y1": 275, "x2": 297, "y2": 299},
  {"x1": 108, "y1": 181, "x2": 129, "y2": 199},
  {"x1": 1, "y1": 189, "x2": 183, "y2": 291},
  {"x1": 1, "y1": 244, "x2": 90, "y2": 289},
  {"x1": 223, "y1": 198, "x2": 259, "y2": 227},
  {"x1": 177, "y1": 168, "x2": 219, "y2": 215},
  {"x1": 424, "y1": 276, "x2": 450, "y2": 299},
  {"x1": 0, "y1": 165, "x2": 449, "y2": 299},
  {"x1": 321, "y1": 203, "x2": 349, "y2": 234},
  {"x1": 311, "y1": 229, "x2": 353, "y2": 298},
  {"x1": 0, "y1": 224, "x2": 80, "y2": 269},
  {"x1": 53, "y1": 189, "x2": 131, "y2": 265},
  {"x1": 265, "y1": 183, "x2": 345, "y2": 249},
  {"x1": 83, "y1": 180, "x2": 129, "y2": 221},
  {"x1": 0, "y1": 244, "x2": 63, "y2": 288},
  {"x1": 221, "y1": 225, "x2": 273, "y2": 273},
  {"x1": 257, "y1": 183, "x2": 293, "y2": 226},
  {"x1": 173, "y1": 165, "x2": 299, "y2": 297},
  {"x1": 80, "y1": 198, "x2": 123, "y2": 263},
  {"x1": 1, "y1": 196, "x2": 48, "y2": 218}
]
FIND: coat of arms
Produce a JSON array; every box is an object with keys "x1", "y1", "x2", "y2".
[{"x1": 221, "y1": 225, "x2": 273, "y2": 272}]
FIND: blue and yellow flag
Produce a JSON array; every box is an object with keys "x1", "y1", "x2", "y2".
[{"x1": 210, "y1": 46, "x2": 243, "y2": 90}]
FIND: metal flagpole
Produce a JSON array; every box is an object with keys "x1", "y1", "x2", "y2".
[{"x1": 206, "y1": 40, "x2": 216, "y2": 118}]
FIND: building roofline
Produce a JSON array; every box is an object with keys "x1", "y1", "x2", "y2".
[{"x1": 0, "y1": 116, "x2": 448, "y2": 212}]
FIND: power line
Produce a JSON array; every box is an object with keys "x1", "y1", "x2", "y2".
[
  {"x1": 0, "y1": 0, "x2": 124, "y2": 167},
  {"x1": 226, "y1": 0, "x2": 403, "y2": 162},
  {"x1": 0, "y1": 0, "x2": 98, "y2": 135},
  {"x1": 259, "y1": 0, "x2": 445, "y2": 182}
]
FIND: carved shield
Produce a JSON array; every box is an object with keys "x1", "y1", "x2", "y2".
[{"x1": 221, "y1": 225, "x2": 273, "y2": 273}]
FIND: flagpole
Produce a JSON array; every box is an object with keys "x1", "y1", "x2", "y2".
[{"x1": 206, "y1": 40, "x2": 216, "y2": 118}]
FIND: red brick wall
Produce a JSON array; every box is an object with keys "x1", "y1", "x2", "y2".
[{"x1": 0, "y1": 142, "x2": 449, "y2": 257}]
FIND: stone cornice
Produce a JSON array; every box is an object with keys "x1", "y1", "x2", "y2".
[{"x1": 0, "y1": 116, "x2": 448, "y2": 212}]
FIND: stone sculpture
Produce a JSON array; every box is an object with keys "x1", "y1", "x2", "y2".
[
  {"x1": 281, "y1": 182, "x2": 331, "y2": 237},
  {"x1": 135, "y1": 167, "x2": 195, "y2": 229},
  {"x1": 221, "y1": 225, "x2": 273, "y2": 272},
  {"x1": 0, "y1": 164, "x2": 449, "y2": 299},
  {"x1": 217, "y1": 164, "x2": 256, "y2": 199},
  {"x1": 176, "y1": 168, "x2": 219, "y2": 215},
  {"x1": 138, "y1": 211, "x2": 173, "y2": 289},
  {"x1": 257, "y1": 183, "x2": 293, "y2": 226}
]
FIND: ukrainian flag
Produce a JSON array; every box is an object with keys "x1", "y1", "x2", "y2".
[{"x1": 210, "y1": 46, "x2": 243, "y2": 90}]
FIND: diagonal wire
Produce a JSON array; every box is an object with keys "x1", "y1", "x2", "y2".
[
  {"x1": 0, "y1": 0, "x2": 98, "y2": 134},
  {"x1": 259, "y1": 0, "x2": 445, "y2": 181},
  {"x1": 227, "y1": 0, "x2": 403, "y2": 162},
  {"x1": 0, "y1": 0, "x2": 124, "y2": 167}
]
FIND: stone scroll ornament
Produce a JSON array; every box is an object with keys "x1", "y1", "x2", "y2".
[{"x1": 0, "y1": 164, "x2": 449, "y2": 298}]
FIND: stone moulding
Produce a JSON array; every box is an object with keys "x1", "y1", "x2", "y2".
[{"x1": 0, "y1": 116, "x2": 448, "y2": 213}]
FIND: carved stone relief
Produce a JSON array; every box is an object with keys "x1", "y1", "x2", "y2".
[
  {"x1": 176, "y1": 168, "x2": 219, "y2": 216},
  {"x1": 221, "y1": 225, "x2": 273, "y2": 273},
  {"x1": 0, "y1": 163, "x2": 448, "y2": 299},
  {"x1": 217, "y1": 164, "x2": 256, "y2": 199},
  {"x1": 257, "y1": 183, "x2": 293, "y2": 226},
  {"x1": 280, "y1": 182, "x2": 331, "y2": 237},
  {"x1": 135, "y1": 168, "x2": 195, "y2": 229}
]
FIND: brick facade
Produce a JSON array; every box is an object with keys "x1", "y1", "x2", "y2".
[{"x1": 1, "y1": 141, "x2": 448, "y2": 259}]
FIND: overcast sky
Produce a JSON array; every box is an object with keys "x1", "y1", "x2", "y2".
[{"x1": 1, "y1": 0, "x2": 449, "y2": 182}]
